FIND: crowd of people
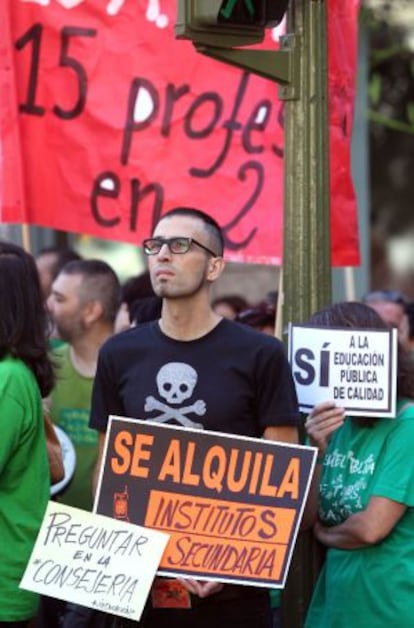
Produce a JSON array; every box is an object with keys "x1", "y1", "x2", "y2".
[{"x1": 1, "y1": 209, "x2": 414, "y2": 627}]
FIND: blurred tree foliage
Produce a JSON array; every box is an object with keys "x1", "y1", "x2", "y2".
[{"x1": 363, "y1": 1, "x2": 414, "y2": 238}]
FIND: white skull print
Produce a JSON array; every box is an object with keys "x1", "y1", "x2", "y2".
[{"x1": 145, "y1": 362, "x2": 206, "y2": 429}]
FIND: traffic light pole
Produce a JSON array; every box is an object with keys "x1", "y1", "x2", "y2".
[
  {"x1": 280, "y1": 3, "x2": 331, "y2": 624},
  {"x1": 196, "y1": 36, "x2": 300, "y2": 91},
  {"x1": 187, "y1": 2, "x2": 332, "y2": 625},
  {"x1": 282, "y1": 0, "x2": 331, "y2": 328},
  {"x1": 194, "y1": 0, "x2": 332, "y2": 328}
]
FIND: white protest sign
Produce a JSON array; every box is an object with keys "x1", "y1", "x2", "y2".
[
  {"x1": 289, "y1": 325, "x2": 397, "y2": 417},
  {"x1": 20, "y1": 502, "x2": 169, "y2": 621}
]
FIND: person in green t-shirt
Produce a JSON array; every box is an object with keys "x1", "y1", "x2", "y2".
[
  {"x1": 47, "y1": 259, "x2": 121, "y2": 512},
  {"x1": 303, "y1": 301, "x2": 414, "y2": 628},
  {"x1": 0, "y1": 241, "x2": 55, "y2": 626}
]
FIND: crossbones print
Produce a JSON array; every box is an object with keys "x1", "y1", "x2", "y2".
[
  {"x1": 145, "y1": 362, "x2": 206, "y2": 429},
  {"x1": 145, "y1": 396, "x2": 205, "y2": 428}
]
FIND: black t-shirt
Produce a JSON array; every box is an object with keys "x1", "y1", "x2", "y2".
[{"x1": 90, "y1": 318, "x2": 299, "y2": 436}]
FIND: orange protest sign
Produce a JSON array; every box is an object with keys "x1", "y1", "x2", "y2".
[{"x1": 95, "y1": 417, "x2": 317, "y2": 588}]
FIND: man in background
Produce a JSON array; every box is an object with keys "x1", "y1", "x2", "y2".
[
  {"x1": 363, "y1": 289, "x2": 410, "y2": 350},
  {"x1": 47, "y1": 259, "x2": 120, "y2": 510},
  {"x1": 36, "y1": 246, "x2": 83, "y2": 348}
]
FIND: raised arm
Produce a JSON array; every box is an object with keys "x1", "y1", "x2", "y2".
[{"x1": 301, "y1": 401, "x2": 345, "y2": 529}]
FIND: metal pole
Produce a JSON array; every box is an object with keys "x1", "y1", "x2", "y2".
[
  {"x1": 177, "y1": 2, "x2": 334, "y2": 623},
  {"x1": 282, "y1": 0, "x2": 331, "y2": 331},
  {"x1": 281, "y1": 2, "x2": 332, "y2": 626}
]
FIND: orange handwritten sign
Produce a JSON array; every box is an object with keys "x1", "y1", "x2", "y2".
[{"x1": 95, "y1": 417, "x2": 317, "y2": 588}]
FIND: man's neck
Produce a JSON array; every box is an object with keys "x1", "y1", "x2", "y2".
[
  {"x1": 159, "y1": 300, "x2": 222, "y2": 341},
  {"x1": 69, "y1": 326, "x2": 113, "y2": 377}
]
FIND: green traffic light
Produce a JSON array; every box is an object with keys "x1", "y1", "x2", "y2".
[{"x1": 220, "y1": 0, "x2": 255, "y2": 20}]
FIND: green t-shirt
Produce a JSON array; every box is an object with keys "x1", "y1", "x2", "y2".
[
  {"x1": 305, "y1": 400, "x2": 414, "y2": 628},
  {"x1": 269, "y1": 588, "x2": 281, "y2": 609},
  {"x1": 0, "y1": 357, "x2": 49, "y2": 621},
  {"x1": 50, "y1": 345, "x2": 98, "y2": 510}
]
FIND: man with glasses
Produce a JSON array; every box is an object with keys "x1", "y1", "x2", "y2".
[
  {"x1": 362, "y1": 289, "x2": 410, "y2": 351},
  {"x1": 90, "y1": 207, "x2": 299, "y2": 628}
]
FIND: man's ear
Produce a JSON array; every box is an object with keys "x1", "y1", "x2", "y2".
[
  {"x1": 206, "y1": 256, "x2": 225, "y2": 283},
  {"x1": 83, "y1": 300, "x2": 103, "y2": 326}
]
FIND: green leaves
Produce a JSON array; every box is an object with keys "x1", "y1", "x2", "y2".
[{"x1": 368, "y1": 72, "x2": 382, "y2": 106}]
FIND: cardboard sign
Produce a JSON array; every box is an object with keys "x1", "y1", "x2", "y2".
[
  {"x1": 289, "y1": 325, "x2": 398, "y2": 417},
  {"x1": 0, "y1": 0, "x2": 360, "y2": 266},
  {"x1": 94, "y1": 417, "x2": 317, "y2": 589},
  {"x1": 20, "y1": 502, "x2": 169, "y2": 621}
]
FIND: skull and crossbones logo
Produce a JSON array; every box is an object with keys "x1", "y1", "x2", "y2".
[{"x1": 145, "y1": 362, "x2": 206, "y2": 429}]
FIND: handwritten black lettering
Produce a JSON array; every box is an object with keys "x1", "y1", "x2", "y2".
[
  {"x1": 168, "y1": 536, "x2": 279, "y2": 580},
  {"x1": 44, "y1": 511, "x2": 149, "y2": 555},
  {"x1": 33, "y1": 559, "x2": 138, "y2": 603},
  {"x1": 15, "y1": 23, "x2": 96, "y2": 118}
]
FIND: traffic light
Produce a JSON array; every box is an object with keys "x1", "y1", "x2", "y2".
[
  {"x1": 218, "y1": 0, "x2": 288, "y2": 27},
  {"x1": 175, "y1": 0, "x2": 289, "y2": 48}
]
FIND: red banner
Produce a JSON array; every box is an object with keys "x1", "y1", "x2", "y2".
[{"x1": 0, "y1": 0, "x2": 360, "y2": 266}]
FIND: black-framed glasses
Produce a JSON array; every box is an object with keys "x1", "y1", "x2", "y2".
[{"x1": 142, "y1": 236, "x2": 218, "y2": 257}]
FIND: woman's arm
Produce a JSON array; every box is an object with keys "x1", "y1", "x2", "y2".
[
  {"x1": 301, "y1": 402, "x2": 345, "y2": 529},
  {"x1": 314, "y1": 495, "x2": 406, "y2": 549}
]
